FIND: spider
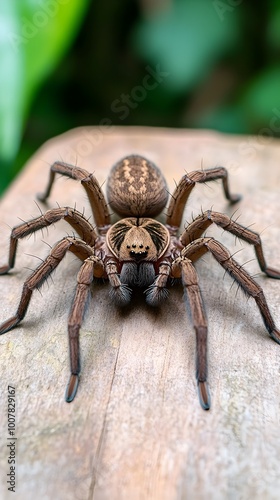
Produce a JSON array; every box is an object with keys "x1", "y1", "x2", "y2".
[{"x1": 0, "y1": 155, "x2": 279, "y2": 410}]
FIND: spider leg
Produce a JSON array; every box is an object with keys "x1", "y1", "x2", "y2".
[
  {"x1": 145, "y1": 259, "x2": 171, "y2": 306},
  {"x1": 0, "y1": 207, "x2": 98, "y2": 275},
  {"x1": 181, "y1": 209, "x2": 280, "y2": 279},
  {"x1": 181, "y1": 237, "x2": 280, "y2": 343},
  {"x1": 65, "y1": 255, "x2": 104, "y2": 403},
  {"x1": 171, "y1": 256, "x2": 210, "y2": 410},
  {"x1": 37, "y1": 161, "x2": 110, "y2": 230},
  {"x1": 166, "y1": 167, "x2": 241, "y2": 229},
  {"x1": 0, "y1": 237, "x2": 94, "y2": 335}
]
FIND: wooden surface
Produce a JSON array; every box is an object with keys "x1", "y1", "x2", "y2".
[{"x1": 0, "y1": 126, "x2": 280, "y2": 499}]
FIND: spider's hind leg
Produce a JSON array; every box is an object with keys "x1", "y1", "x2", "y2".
[
  {"x1": 37, "y1": 161, "x2": 110, "y2": 230},
  {"x1": 166, "y1": 167, "x2": 240, "y2": 229},
  {"x1": 0, "y1": 237, "x2": 94, "y2": 335}
]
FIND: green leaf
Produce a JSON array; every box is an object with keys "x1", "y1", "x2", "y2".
[
  {"x1": 0, "y1": 0, "x2": 90, "y2": 165},
  {"x1": 0, "y1": 3, "x2": 24, "y2": 163}
]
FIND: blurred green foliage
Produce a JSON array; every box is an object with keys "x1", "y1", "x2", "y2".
[
  {"x1": 0, "y1": 0, "x2": 90, "y2": 191},
  {"x1": 133, "y1": 0, "x2": 240, "y2": 92},
  {"x1": 1, "y1": 0, "x2": 280, "y2": 195}
]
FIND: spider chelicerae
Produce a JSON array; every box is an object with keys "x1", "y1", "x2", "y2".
[{"x1": 0, "y1": 154, "x2": 279, "y2": 410}]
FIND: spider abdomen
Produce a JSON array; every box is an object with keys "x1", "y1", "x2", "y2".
[{"x1": 106, "y1": 154, "x2": 168, "y2": 217}]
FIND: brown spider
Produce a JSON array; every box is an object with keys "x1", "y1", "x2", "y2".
[{"x1": 0, "y1": 155, "x2": 279, "y2": 410}]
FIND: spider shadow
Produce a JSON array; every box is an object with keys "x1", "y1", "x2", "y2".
[
  {"x1": 112, "y1": 283, "x2": 189, "y2": 335},
  {"x1": 116, "y1": 287, "x2": 162, "y2": 320}
]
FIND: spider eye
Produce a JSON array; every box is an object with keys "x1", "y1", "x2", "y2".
[
  {"x1": 132, "y1": 244, "x2": 136, "y2": 248},
  {"x1": 146, "y1": 246, "x2": 150, "y2": 250},
  {"x1": 127, "y1": 245, "x2": 130, "y2": 249}
]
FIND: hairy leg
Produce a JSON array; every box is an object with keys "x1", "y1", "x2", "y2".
[
  {"x1": 65, "y1": 256, "x2": 104, "y2": 402},
  {"x1": 182, "y1": 237, "x2": 280, "y2": 343},
  {"x1": 180, "y1": 209, "x2": 280, "y2": 279},
  {"x1": 166, "y1": 167, "x2": 240, "y2": 230},
  {"x1": 37, "y1": 161, "x2": 110, "y2": 230},
  {"x1": 0, "y1": 207, "x2": 98, "y2": 275},
  {"x1": 0, "y1": 237, "x2": 94, "y2": 334},
  {"x1": 171, "y1": 256, "x2": 210, "y2": 410}
]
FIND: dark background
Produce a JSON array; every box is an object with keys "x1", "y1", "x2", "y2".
[{"x1": 1, "y1": 0, "x2": 280, "y2": 194}]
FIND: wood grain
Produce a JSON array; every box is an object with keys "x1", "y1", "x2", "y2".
[{"x1": 0, "y1": 126, "x2": 280, "y2": 499}]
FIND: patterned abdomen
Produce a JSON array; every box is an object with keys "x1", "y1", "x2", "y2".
[{"x1": 106, "y1": 155, "x2": 168, "y2": 217}]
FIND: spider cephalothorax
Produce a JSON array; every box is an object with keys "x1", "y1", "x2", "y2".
[
  {"x1": 0, "y1": 154, "x2": 279, "y2": 410},
  {"x1": 106, "y1": 218, "x2": 170, "y2": 292},
  {"x1": 107, "y1": 218, "x2": 169, "y2": 262}
]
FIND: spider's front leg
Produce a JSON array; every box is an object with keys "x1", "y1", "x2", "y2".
[
  {"x1": 171, "y1": 256, "x2": 211, "y2": 410},
  {"x1": 66, "y1": 255, "x2": 104, "y2": 402}
]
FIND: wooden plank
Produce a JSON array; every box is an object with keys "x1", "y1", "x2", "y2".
[{"x1": 0, "y1": 126, "x2": 280, "y2": 499}]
